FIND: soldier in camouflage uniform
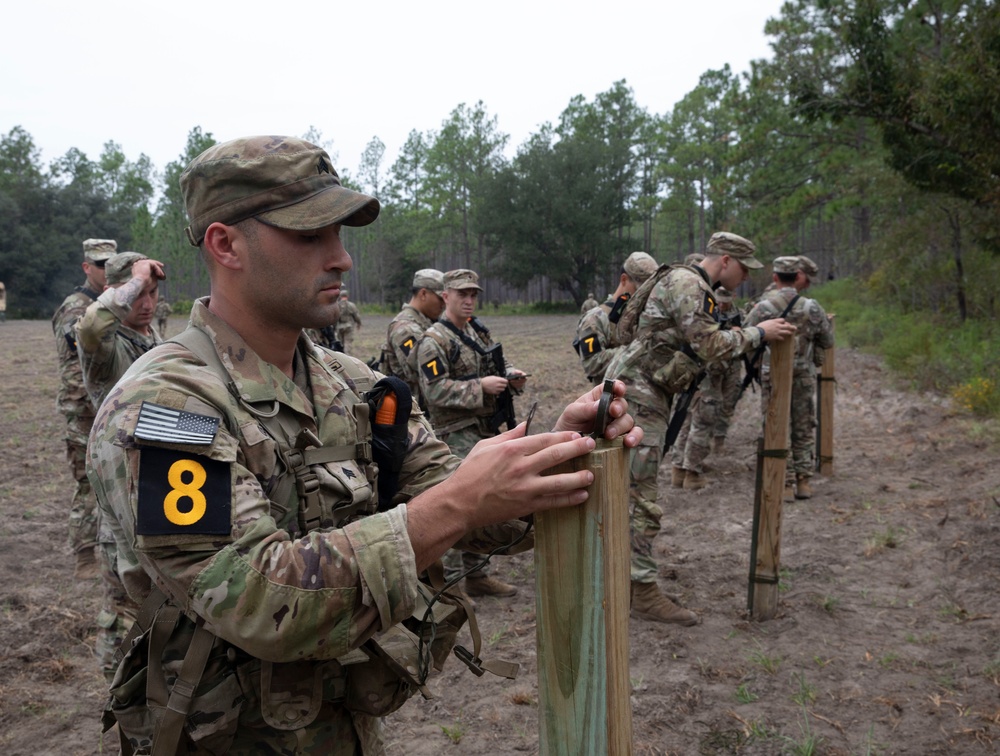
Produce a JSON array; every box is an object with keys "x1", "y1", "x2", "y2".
[
  {"x1": 87, "y1": 135, "x2": 642, "y2": 755},
  {"x1": 154, "y1": 297, "x2": 172, "y2": 338},
  {"x1": 52, "y1": 237, "x2": 116, "y2": 578},
  {"x1": 76, "y1": 251, "x2": 164, "y2": 681},
  {"x1": 606, "y1": 232, "x2": 796, "y2": 624},
  {"x1": 580, "y1": 292, "x2": 599, "y2": 313},
  {"x1": 669, "y1": 287, "x2": 744, "y2": 489},
  {"x1": 416, "y1": 269, "x2": 529, "y2": 599},
  {"x1": 574, "y1": 252, "x2": 658, "y2": 385},
  {"x1": 377, "y1": 268, "x2": 445, "y2": 406},
  {"x1": 335, "y1": 287, "x2": 362, "y2": 355},
  {"x1": 745, "y1": 255, "x2": 834, "y2": 500}
]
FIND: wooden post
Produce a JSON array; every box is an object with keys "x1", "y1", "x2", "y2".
[
  {"x1": 750, "y1": 337, "x2": 794, "y2": 621},
  {"x1": 535, "y1": 438, "x2": 632, "y2": 756},
  {"x1": 817, "y1": 340, "x2": 835, "y2": 476}
]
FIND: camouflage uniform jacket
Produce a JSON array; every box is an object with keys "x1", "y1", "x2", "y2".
[
  {"x1": 338, "y1": 300, "x2": 362, "y2": 329},
  {"x1": 745, "y1": 286, "x2": 834, "y2": 376},
  {"x1": 606, "y1": 265, "x2": 764, "y2": 416},
  {"x1": 76, "y1": 288, "x2": 162, "y2": 410},
  {"x1": 379, "y1": 304, "x2": 432, "y2": 401},
  {"x1": 88, "y1": 299, "x2": 527, "y2": 750},
  {"x1": 416, "y1": 318, "x2": 513, "y2": 436},
  {"x1": 52, "y1": 285, "x2": 100, "y2": 437},
  {"x1": 575, "y1": 300, "x2": 620, "y2": 384},
  {"x1": 154, "y1": 299, "x2": 172, "y2": 320}
]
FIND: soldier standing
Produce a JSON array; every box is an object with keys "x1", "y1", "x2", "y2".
[
  {"x1": 669, "y1": 286, "x2": 744, "y2": 489},
  {"x1": 745, "y1": 255, "x2": 834, "y2": 499},
  {"x1": 417, "y1": 269, "x2": 528, "y2": 599},
  {"x1": 377, "y1": 268, "x2": 445, "y2": 405},
  {"x1": 154, "y1": 296, "x2": 172, "y2": 338},
  {"x1": 335, "y1": 287, "x2": 362, "y2": 354},
  {"x1": 0, "y1": 280, "x2": 7, "y2": 322},
  {"x1": 87, "y1": 135, "x2": 641, "y2": 753},
  {"x1": 606, "y1": 232, "x2": 796, "y2": 624},
  {"x1": 575, "y1": 252, "x2": 657, "y2": 385},
  {"x1": 580, "y1": 292, "x2": 599, "y2": 313},
  {"x1": 76, "y1": 250, "x2": 163, "y2": 681},
  {"x1": 51, "y1": 237, "x2": 116, "y2": 578}
]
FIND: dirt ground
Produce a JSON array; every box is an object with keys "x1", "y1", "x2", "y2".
[{"x1": 1, "y1": 314, "x2": 998, "y2": 755}]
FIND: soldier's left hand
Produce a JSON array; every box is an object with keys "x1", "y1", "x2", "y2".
[
  {"x1": 553, "y1": 380, "x2": 642, "y2": 448},
  {"x1": 507, "y1": 370, "x2": 528, "y2": 392}
]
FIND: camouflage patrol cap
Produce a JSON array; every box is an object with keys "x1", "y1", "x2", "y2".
[
  {"x1": 443, "y1": 269, "x2": 482, "y2": 292},
  {"x1": 684, "y1": 252, "x2": 705, "y2": 266},
  {"x1": 706, "y1": 232, "x2": 763, "y2": 269},
  {"x1": 82, "y1": 238, "x2": 117, "y2": 263},
  {"x1": 413, "y1": 268, "x2": 445, "y2": 294},
  {"x1": 105, "y1": 252, "x2": 148, "y2": 285},
  {"x1": 623, "y1": 251, "x2": 658, "y2": 283},
  {"x1": 339, "y1": 288, "x2": 349, "y2": 298},
  {"x1": 772, "y1": 256, "x2": 800, "y2": 275},
  {"x1": 715, "y1": 286, "x2": 734, "y2": 304},
  {"x1": 796, "y1": 255, "x2": 819, "y2": 282},
  {"x1": 180, "y1": 136, "x2": 380, "y2": 246}
]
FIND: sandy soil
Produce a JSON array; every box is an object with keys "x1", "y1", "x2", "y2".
[{"x1": 1, "y1": 314, "x2": 997, "y2": 755}]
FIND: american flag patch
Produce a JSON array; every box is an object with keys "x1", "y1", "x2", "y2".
[{"x1": 134, "y1": 402, "x2": 220, "y2": 445}]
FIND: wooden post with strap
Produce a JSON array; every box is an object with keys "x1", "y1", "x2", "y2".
[
  {"x1": 748, "y1": 336, "x2": 794, "y2": 621},
  {"x1": 816, "y1": 332, "x2": 835, "y2": 476},
  {"x1": 534, "y1": 414, "x2": 632, "y2": 754}
]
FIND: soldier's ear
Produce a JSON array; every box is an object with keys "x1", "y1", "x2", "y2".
[{"x1": 203, "y1": 223, "x2": 244, "y2": 272}]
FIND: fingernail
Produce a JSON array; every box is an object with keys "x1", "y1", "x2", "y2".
[{"x1": 585, "y1": 437, "x2": 595, "y2": 450}]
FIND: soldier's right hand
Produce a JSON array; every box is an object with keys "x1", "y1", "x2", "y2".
[
  {"x1": 134, "y1": 258, "x2": 166, "y2": 282},
  {"x1": 759, "y1": 318, "x2": 796, "y2": 342},
  {"x1": 481, "y1": 375, "x2": 508, "y2": 395}
]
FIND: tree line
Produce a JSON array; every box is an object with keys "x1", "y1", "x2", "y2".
[{"x1": 0, "y1": 0, "x2": 996, "y2": 322}]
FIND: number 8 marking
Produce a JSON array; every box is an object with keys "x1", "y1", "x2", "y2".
[{"x1": 164, "y1": 458, "x2": 208, "y2": 526}]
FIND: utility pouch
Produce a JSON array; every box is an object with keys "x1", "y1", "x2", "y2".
[
  {"x1": 343, "y1": 625, "x2": 427, "y2": 716},
  {"x1": 651, "y1": 349, "x2": 703, "y2": 393}
]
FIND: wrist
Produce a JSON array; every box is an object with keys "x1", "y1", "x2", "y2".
[{"x1": 757, "y1": 326, "x2": 766, "y2": 343}]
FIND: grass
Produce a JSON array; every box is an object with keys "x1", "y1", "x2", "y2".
[
  {"x1": 780, "y1": 705, "x2": 824, "y2": 755},
  {"x1": 439, "y1": 721, "x2": 465, "y2": 744},
  {"x1": 735, "y1": 682, "x2": 758, "y2": 704},
  {"x1": 790, "y1": 672, "x2": 816, "y2": 705},
  {"x1": 864, "y1": 525, "x2": 904, "y2": 556},
  {"x1": 748, "y1": 644, "x2": 782, "y2": 675}
]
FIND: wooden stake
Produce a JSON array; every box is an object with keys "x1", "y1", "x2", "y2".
[
  {"x1": 750, "y1": 337, "x2": 794, "y2": 621},
  {"x1": 535, "y1": 438, "x2": 632, "y2": 756},
  {"x1": 817, "y1": 340, "x2": 835, "y2": 476}
]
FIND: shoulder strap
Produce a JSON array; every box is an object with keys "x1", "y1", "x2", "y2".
[
  {"x1": 780, "y1": 294, "x2": 800, "y2": 319},
  {"x1": 440, "y1": 319, "x2": 490, "y2": 356}
]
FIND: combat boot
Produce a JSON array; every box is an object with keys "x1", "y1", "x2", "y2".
[
  {"x1": 671, "y1": 466, "x2": 686, "y2": 488},
  {"x1": 783, "y1": 480, "x2": 795, "y2": 501},
  {"x1": 465, "y1": 574, "x2": 518, "y2": 598},
  {"x1": 630, "y1": 581, "x2": 698, "y2": 625},
  {"x1": 795, "y1": 475, "x2": 812, "y2": 499},
  {"x1": 712, "y1": 437, "x2": 726, "y2": 454},
  {"x1": 74, "y1": 546, "x2": 99, "y2": 580},
  {"x1": 683, "y1": 470, "x2": 707, "y2": 490}
]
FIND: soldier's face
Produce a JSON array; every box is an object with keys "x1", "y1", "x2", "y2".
[
  {"x1": 241, "y1": 220, "x2": 352, "y2": 331},
  {"x1": 84, "y1": 260, "x2": 107, "y2": 290},
  {"x1": 443, "y1": 287, "x2": 477, "y2": 321},
  {"x1": 719, "y1": 256, "x2": 749, "y2": 290},
  {"x1": 122, "y1": 279, "x2": 158, "y2": 332},
  {"x1": 421, "y1": 289, "x2": 446, "y2": 320}
]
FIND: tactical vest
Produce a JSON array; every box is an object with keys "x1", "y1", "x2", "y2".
[
  {"x1": 422, "y1": 320, "x2": 498, "y2": 436},
  {"x1": 104, "y1": 326, "x2": 488, "y2": 755}
]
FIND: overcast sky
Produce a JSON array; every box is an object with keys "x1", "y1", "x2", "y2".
[{"x1": 3, "y1": 0, "x2": 785, "y2": 183}]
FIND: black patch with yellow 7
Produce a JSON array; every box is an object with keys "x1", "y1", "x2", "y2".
[
  {"x1": 421, "y1": 357, "x2": 445, "y2": 382},
  {"x1": 703, "y1": 292, "x2": 718, "y2": 319},
  {"x1": 400, "y1": 336, "x2": 415, "y2": 356},
  {"x1": 137, "y1": 447, "x2": 231, "y2": 536}
]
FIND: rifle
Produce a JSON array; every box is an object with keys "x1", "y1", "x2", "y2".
[
  {"x1": 484, "y1": 343, "x2": 516, "y2": 434},
  {"x1": 736, "y1": 294, "x2": 799, "y2": 401},
  {"x1": 662, "y1": 365, "x2": 706, "y2": 453}
]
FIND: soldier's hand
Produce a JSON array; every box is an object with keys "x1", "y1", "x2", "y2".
[
  {"x1": 759, "y1": 318, "x2": 796, "y2": 342},
  {"x1": 507, "y1": 371, "x2": 527, "y2": 392},
  {"x1": 553, "y1": 379, "x2": 643, "y2": 448},
  {"x1": 481, "y1": 375, "x2": 508, "y2": 395},
  {"x1": 134, "y1": 259, "x2": 166, "y2": 282}
]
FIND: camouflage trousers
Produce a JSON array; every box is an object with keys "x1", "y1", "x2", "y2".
[
  {"x1": 670, "y1": 360, "x2": 742, "y2": 473},
  {"x1": 760, "y1": 369, "x2": 818, "y2": 479},
  {"x1": 336, "y1": 325, "x2": 356, "y2": 356},
  {"x1": 440, "y1": 425, "x2": 493, "y2": 581},
  {"x1": 65, "y1": 431, "x2": 98, "y2": 556},
  {"x1": 95, "y1": 538, "x2": 138, "y2": 683},
  {"x1": 628, "y1": 401, "x2": 669, "y2": 584}
]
